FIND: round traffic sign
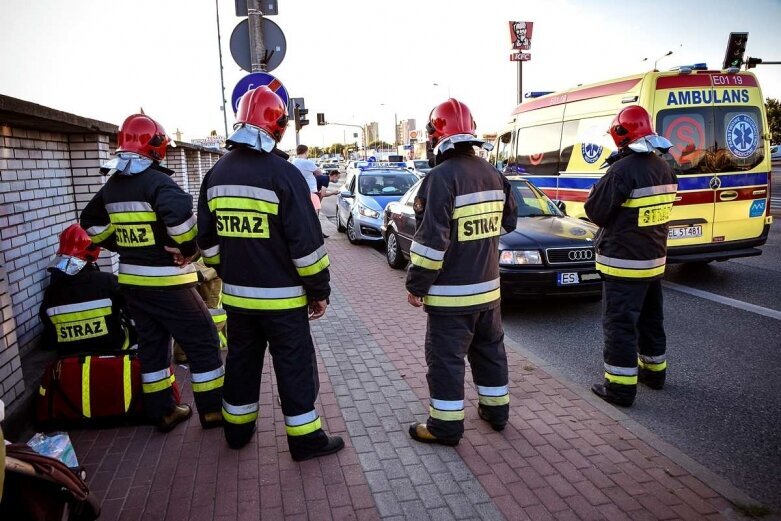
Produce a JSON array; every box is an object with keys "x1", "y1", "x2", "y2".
[
  {"x1": 229, "y1": 18, "x2": 287, "y2": 73},
  {"x1": 231, "y1": 72, "x2": 289, "y2": 114}
]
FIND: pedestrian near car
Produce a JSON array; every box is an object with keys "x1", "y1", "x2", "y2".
[
  {"x1": 197, "y1": 86, "x2": 343, "y2": 460},
  {"x1": 585, "y1": 105, "x2": 678, "y2": 407},
  {"x1": 406, "y1": 99, "x2": 517, "y2": 446},
  {"x1": 80, "y1": 113, "x2": 224, "y2": 433},
  {"x1": 291, "y1": 144, "x2": 324, "y2": 213}
]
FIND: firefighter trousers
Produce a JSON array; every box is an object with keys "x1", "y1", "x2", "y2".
[
  {"x1": 602, "y1": 279, "x2": 667, "y2": 401},
  {"x1": 124, "y1": 286, "x2": 223, "y2": 420},
  {"x1": 221, "y1": 309, "x2": 328, "y2": 456},
  {"x1": 425, "y1": 306, "x2": 509, "y2": 440}
]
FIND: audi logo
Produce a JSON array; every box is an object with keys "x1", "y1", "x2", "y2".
[{"x1": 568, "y1": 249, "x2": 594, "y2": 261}]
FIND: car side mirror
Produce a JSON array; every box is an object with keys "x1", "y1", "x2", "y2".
[
  {"x1": 340, "y1": 190, "x2": 353, "y2": 198},
  {"x1": 554, "y1": 200, "x2": 567, "y2": 214}
]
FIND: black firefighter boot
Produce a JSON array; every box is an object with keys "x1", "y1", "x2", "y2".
[
  {"x1": 591, "y1": 381, "x2": 636, "y2": 407},
  {"x1": 290, "y1": 431, "x2": 345, "y2": 462},
  {"x1": 408, "y1": 423, "x2": 460, "y2": 447},
  {"x1": 639, "y1": 368, "x2": 666, "y2": 390},
  {"x1": 477, "y1": 405, "x2": 507, "y2": 432}
]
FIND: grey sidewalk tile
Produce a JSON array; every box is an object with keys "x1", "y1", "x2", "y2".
[
  {"x1": 400, "y1": 500, "x2": 432, "y2": 521},
  {"x1": 374, "y1": 491, "x2": 403, "y2": 517}
]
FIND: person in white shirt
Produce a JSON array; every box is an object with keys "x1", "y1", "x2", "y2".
[{"x1": 291, "y1": 145, "x2": 324, "y2": 213}]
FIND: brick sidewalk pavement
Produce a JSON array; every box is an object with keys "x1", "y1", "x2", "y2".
[{"x1": 65, "y1": 216, "x2": 751, "y2": 520}]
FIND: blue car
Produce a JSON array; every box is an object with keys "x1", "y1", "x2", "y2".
[{"x1": 336, "y1": 163, "x2": 419, "y2": 244}]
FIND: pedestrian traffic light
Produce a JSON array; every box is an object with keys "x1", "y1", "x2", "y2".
[
  {"x1": 722, "y1": 32, "x2": 748, "y2": 69},
  {"x1": 317, "y1": 113, "x2": 326, "y2": 126},
  {"x1": 746, "y1": 57, "x2": 762, "y2": 69}
]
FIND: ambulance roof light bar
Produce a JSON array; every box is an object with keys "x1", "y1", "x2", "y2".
[
  {"x1": 525, "y1": 91, "x2": 554, "y2": 98},
  {"x1": 670, "y1": 63, "x2": 708, "y2": 75}
]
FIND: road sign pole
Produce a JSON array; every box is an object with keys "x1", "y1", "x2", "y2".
[
  {"x1": 517, "y1": 61, "x2": 523, "y2": 105},
  {"x1": 248, "y1": 0, "x2": 266, "y2": 72},
  {"x1": 215, "y1": 0, "x2": 229, "y2": 138}
]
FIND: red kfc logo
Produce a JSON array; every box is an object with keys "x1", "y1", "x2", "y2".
[{"x1": 509, "y1": 21, "x2": 533, "y2": 51}]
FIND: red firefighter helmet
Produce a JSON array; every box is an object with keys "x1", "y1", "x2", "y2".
[
  {"x1": 235, "y1": 86, "x2": 289, "y2": 142},
  {"x1": 57, "y1": 224, "x2": 101, "y2": 263},
  {"x1": 609, "y1": 105, "x2": 655, "y2": 149},
  {"x1": 426, "y1": 98, "x2": 477, "y2": 147},
  {"x1": 117, "y1": 113, "x2": 170, "y2": 161}
]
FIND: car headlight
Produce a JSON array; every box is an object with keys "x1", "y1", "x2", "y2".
[
  {"x1": 499, "y1": 250, "x2": 542, "y2": 265},
  {"x1": 358, "y1": 204, "x2": 380, "y2": 219}
]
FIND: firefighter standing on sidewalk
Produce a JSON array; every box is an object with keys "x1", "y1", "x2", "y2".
[
  {"x1": 80, "y1": 113, "x2": 224, "y2": 432},
  {"x1": 406, "y1": 99, "x2": 517, "y2": 446},
  {"x1": 585, "y1": 105, "x2": 677, "y2": 407},
  {"x1": 197, "y1": 86, "x2": 344, "y2": 459},
  {"x1": 39, "y1": 224, "x2": 133, "y2": 356}
]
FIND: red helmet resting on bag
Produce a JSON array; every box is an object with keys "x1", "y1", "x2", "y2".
[
  {"x1": 117, "y1": 113, "x2": 171, "y2": 161},
  {"x1": 58, "y1": 224, "x2": 101, "y2": 263},
  {"x1": 609, "y1": 105, "x2": 654, "y2": 149},
  {"x1": 235, "y1": 86, "x2": 289, "y2": 142},
  {"x1": 426, "y1": 98, "x2": 477, "y2": 148}
]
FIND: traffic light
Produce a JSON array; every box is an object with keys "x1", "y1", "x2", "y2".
[
  {"x1": 294, "y1": 104, "x2": 309, "y2": 131},
  {"x1": 746, "y1": 57, "x2": 762, "y2": 69},
  {"x1": 317, "y1": 113, "x2": 326, "y2": 126},
  {"x1": 722, "y1": 32, "x2": 748, "y2": 69}
]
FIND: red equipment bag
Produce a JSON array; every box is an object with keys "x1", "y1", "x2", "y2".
[{"x1": 35, "y1": 351, "x2": 181, "y2": 428}]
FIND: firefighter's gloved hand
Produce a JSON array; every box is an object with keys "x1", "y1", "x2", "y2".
[
  {"x1": 308, "y1": 299, "x2": 328, "y2": 320},
  {"x1": 407, "y1": 292, "x2": 424, "y2": 308}
]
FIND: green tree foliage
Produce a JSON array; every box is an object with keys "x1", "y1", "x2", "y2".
[
  {"x1": 368, "y1": 140, "x2": 393, "y2": 149},
  {"x1": 766, "y1": 98, "x2": 781, "y2": 143}
]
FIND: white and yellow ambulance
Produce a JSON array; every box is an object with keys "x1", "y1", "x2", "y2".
[{"x1": 489, "y1": 65, "x2": 773, "y2": 262}]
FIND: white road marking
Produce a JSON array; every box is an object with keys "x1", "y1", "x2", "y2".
[{"x1": 663, "y1": 281, "x2": 781, "y2": 321}]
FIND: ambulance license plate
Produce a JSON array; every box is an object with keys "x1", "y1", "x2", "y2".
[
  {"x1": 557, "y1": 272, "x2": 579, "y2": 285},
  {"x1": 668, "y1": 225, "x2": 702, "y2": 239}
]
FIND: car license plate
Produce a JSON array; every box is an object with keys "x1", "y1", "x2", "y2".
[
  {"x1": 668, "y1": 225, "x2": 703, "y2": 239},
  {"x1": 557, "y1": 272, "x2": 579, "y2": 285}
]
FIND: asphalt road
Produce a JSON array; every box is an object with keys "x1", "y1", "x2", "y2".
[{"x1": 321, "y1": 175, "x2": 781, "y2": 509}]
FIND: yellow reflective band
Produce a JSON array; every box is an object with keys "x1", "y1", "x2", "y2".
[
  {"x1": 123, "y1": 356, "x2": 132, "y2": 412},
  {"x1": 458, "y1": 212, "x2": 502, "y2": 242},
  {"x1": 218, "y1": 331, "x2": 227, "y2": 348},
  {"x1": 222, "y1": 293, "x2": 308, "y2": 310},
  {"x1": 82, "y1": 356, "x2": 91, "y2": 418},
  {"x1": 170, "y1": 226, "x2": 197, "y2": 244},
  {"x1": 424, "y1": 288, "x2": 501, "y2": 308},
  {"x1": 596, "y1": 263, "x2": 666, "y2": 279},
  {"x1": 121, "y1": 327, "x2": 130, "y2": 350},
  {"x1": 115, "y1": 224, "x2": 155, "y2": 248},
  {"x1": 604, "y1": 372, "x2": 638, "y2": 385},
  {"x1": 621, "y1": 193, "x2": 676, "y2": 208},
  {"x1": 209, "y1": 196, "x2": 279, "y2": 215},
  {"x1": 89, "y1": 224, "x2": 115, "y2": 244},
  {"x1": 142, "y1": 374, "x2": 175, "y2": 394},
  {"x1": 109, "y1": 211, "x2": 157, "y2": 223},
  {"x1": 55, "y1": 316, "x2": 109, "y2": 343},
  {"x1": 192, "y1": 375, "x2": 224, "y2": 393},
  {"x1": 203, "y1": 253, "x2": 220, "y2": 265},
  {"x1": 296, "y1": 255, "x2": 330, "y2": 277},
  {"x1": 39, "y1": 385, "x2": 46, "y2": 396},
  {"x1": 410, "y1": 252, "x2": 443, "y2": 270},
  {"x1": 478, "y1": 394, "x2": 510, "y2": 406},
  {"x1": 429, "y1": 406, "x2": 465, "y2": 421},
  {"x1": 211, "y1": 313, "x2": 227, "y2": 324},
  {"x1": 118, "y1": 272, "x2": 199, "y2": 287},
  {"x1": 215, "y1": 210, "x2": 269, "y2": 238},
  {"x1": 452, "y1": 200, "x2": 504, "y2": 219},
  {"x1": 49, "y1": 306, "x2": 112, "y2": 324},
  {"x1": 222, "y1": 407, "x2": 258, "y2": 425},
  {"x1": 638, "y1": 204, "x2": 673, "y2": 227},
  {"x1": 285, "y1": 417, "x2": 322, "y2": 436},
  {"x1": 638, "y1": 359, "x2": 668, "y2": 372}
]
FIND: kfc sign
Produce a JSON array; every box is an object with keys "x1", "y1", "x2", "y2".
[
  {"x1": 510, "y1": 52, "x2": 531, "y2": 62},
  {"x1": 509, "y1": 21, "x2": 533, "y2": 51}
]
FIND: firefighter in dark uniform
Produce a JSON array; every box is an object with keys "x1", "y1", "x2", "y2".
[
  {"x1": 585, "y1": 105, "x2": 677, "y2": 407},
  {"x1": 80, "y1": 113, "x2": 224, "y2": 432},
  {"x1": 197, "y1": 86, "x2": 344, "y2": 459},
  {"x1": 406, "y1": 99, "x2": 517, "y2": 446},
  {"x1": 39, "y1": 223, "x2": 132, "y2": 356}
]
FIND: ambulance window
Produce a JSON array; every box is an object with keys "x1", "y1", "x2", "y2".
[
  {"x1": 715, "y1": 107, "x2": 765, "y2": 171},
  {"x1": 516, "y1": 123, "x2": 562, "y2": 176},
  {"x1": 657, "y1": 108, "x2": 714, "y2": 174},
  {"x1": 493, "y1": 132, "x2": 513, "y2": 172},
  {"x1": 560, "y1": 121, "x2": 579, "y2": 170}
]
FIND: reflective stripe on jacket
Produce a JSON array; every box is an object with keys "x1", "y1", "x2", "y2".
[
  {"x1": 405, "y1": 148, "x2": 517, "y2": 314},
  {"x1": 584, "y1": 152, "x2": 677, "y2": 281},
  {"x1": 197, "y1": 147, "x2": 330, "y2": 314}
]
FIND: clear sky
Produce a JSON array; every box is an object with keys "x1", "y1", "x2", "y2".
[{"x1": 1, "y1": 0, "x2": 780, "y2": 153}]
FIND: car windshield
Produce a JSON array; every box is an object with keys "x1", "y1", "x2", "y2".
[
  {"x1": 510, "y1": 180, "x2": 562, "y2": 217},
  {"x1": 358, "y1": 171, "x2": 418, "y2": 196},
  {"x1": 413, "y1": 160, "x2": 430, "y2": 170}
]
